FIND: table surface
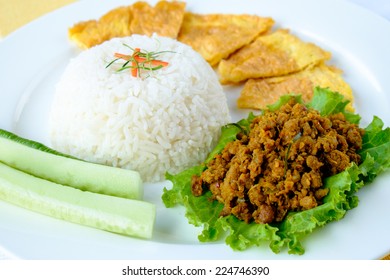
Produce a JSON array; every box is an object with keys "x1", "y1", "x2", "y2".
[{"x1": 0, "y1": 0, "x2": 389, "y2": 260}]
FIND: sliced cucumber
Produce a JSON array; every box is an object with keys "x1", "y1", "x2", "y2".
[
  {"x1": 0, "y1": 162, "x2": 155, "y2": 239},
  {"x1": 0, "y1": 129, "x2": 142, "y2": 199}
]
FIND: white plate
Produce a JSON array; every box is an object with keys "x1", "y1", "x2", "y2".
[{"x1": 0, "y1": 0, "x2": 389, "y2": 260}]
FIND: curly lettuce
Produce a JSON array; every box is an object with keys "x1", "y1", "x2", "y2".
[{"x1": 162, "y1": 87, "x2": 390, "y2": 255}]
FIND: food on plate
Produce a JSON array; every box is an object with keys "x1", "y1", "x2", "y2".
[
  {"x1": 177, "y1": 13, "x2": 274, "y2": 66},
  {"x1": 50, "y1": 34, "x2": 230, "y2": 182},
  {"x1": 191, "y1": 97, "x2": 363, "y2": 224},
  {"x1": 218, "y1": 29, "x2": 331, "y2": 84},
  {"x1": 0, "y1": 129, "x2": 142, "y2": 199},
  {"x1": 68, "y1": 4, "x2": 356, "y2": 111},
  {"x1": 68, "y1": 1, "x2": 186, "y2": 49},
  {"x1": 237, "y1": 63, "x2": 354, "y2": 110},
  {"x1": 162, "y1": 88, "x2": 390, "y2": 254},
  {"x1": 0, "y1": 130, "x2": 155, "y2": 239}
]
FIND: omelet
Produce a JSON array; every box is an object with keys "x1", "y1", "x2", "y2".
[
  {"x1": 178, "y1": 13, "x2": 274, "y2": 66},
  {"x1": 68, "y1": 1, "x2": 185, "y2": 49},
  {"x1": 218, "y1": 29, "x2": 332, "y2": 84},
  {"x1": 69, "y1": 6, "x2": 133, "y2": 49},
  {"x1": 130, "y1": 1, "x2": 186, "y2": 38},
  {"x1": 237, "y1": 63, "x2": 354, "y2": 110}
]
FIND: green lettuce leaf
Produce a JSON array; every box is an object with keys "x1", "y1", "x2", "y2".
[
  {"x1": 162, "y1": 87, "x2": 390, "y2": 255},
  {"x1": 308, "y1": 87, "x2": 361, "y2": 124},
  {"x1": 360, "y1": 116, "x2": 390, "y2": 180}
]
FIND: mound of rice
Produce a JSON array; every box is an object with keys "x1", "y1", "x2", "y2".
[{"x1": 49, "y1": 34, "x2": 230, "y2": 182}]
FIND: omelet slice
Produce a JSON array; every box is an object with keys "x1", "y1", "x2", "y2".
[
  {"x1": 237, "y1": 63, "x2": 354, "y2": 110},
  {"x1": 68, "y1": 6, "x2": 133, "y2": 49},
  {"x1": 68, "y1": 1, "x2": 185, "y2": 49},
  {"x1": 130, "y1": 1, "x2": 186, "y2": 38},
  {"x1": 178, "y1": 13, "x2": 274, "y2": 66},
  {"x1": 218, "y1": 29, "x2": 331, "y2": 84}
]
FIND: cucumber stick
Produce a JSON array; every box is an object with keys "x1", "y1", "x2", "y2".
[
  {"x1": 0, "y1": 129, "x2": 142, "y2": 199},
  {"x1": 0, "y1": 162, "x2": 155, "y2": 239}
]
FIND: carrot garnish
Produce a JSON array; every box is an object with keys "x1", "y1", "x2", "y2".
[
  {"x1": 131, "y1": 48, "x2": 141, "y2": 77},
  {"x1": 113, "y1": 53, "x2": 131, "y2": 60},
  {"x1": 106, "y1": 44, "x2": 170, "y2": 78},
  {"x1": 134, "y1": 57, "x2": 169, "y2": 67}
]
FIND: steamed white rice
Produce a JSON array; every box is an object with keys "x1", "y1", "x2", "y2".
[{"x1": 49, "y1": 34, "x2": 230, "y2": 182}]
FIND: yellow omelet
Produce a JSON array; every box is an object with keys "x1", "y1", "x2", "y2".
[
  {"x1": 68, "y1": 1, "x2": 185, "y2": 49},
  {"x1": 178, "y1": 13, "x2": 274, "y2": 66},
  {"x1": 130, "y1": 1, "x2": 186, "y2": 38},
  {"x1": 68, "y1": 6, "x2": 133, "y2": 49},
  {"x1": 237, "y1": 63, "x2": 354, "y2": 110},
  {"x1": 218, "y1": 29, "x2": 331, "y2": 84}
]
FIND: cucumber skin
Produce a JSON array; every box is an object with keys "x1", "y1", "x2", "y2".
[
  {"x1": 0, "y1": 129, "x2": 143, "y2": 200},
  {"x1": 0, "y1": 129, "x2": 76, "y2": 158},
  {"x1": 0, "y1": 162, "x2": 155, "y2": 239}
]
